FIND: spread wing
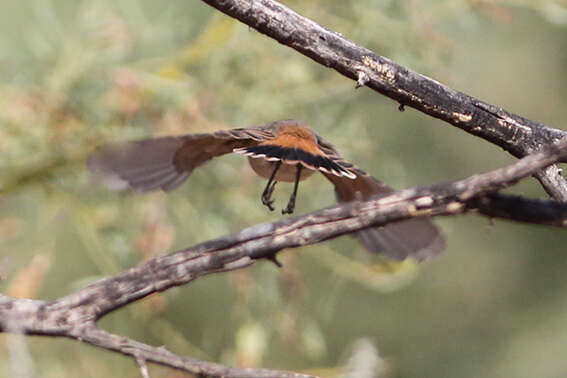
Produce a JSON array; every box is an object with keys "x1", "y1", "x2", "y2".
[
  {"x1": 316, "y1": 134, "x2": 445, "y2": 261},
  {"x1": 87, "y1": 123, "x2": 278, "y2": 193}
]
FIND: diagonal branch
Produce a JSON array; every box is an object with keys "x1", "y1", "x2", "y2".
[
  {"x1": 2, "y1": 132, "x2": 567, "y2": 376},
  {"x1": 0, "y1": 262, "x2": 315, "y2": 378},
  {"x1": 4, "y1": 2, "x2": 567, "y2": 376},
  {"x1": 199, "y1": 0, "x2": 567, "y2": 199},
  {"x1": 76, "y1": 326, "x2": 315, "y2": 378}
]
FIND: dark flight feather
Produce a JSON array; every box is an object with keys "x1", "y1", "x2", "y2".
[{"x1": 88, "y1": 120, "x2": 444, "y2": 260}]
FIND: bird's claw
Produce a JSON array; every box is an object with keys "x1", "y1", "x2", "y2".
[
  {"x1": 282, "y1": 196, "x2": 296, "y2": 215},
  {"x1": 262, "y1": 181, "x2": 277, "y2": 211},
  {"x1": 262, "y1": 197, "x2": 275, "y2": 211}
]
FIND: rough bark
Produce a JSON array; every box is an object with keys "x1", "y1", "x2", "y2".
[
  {"x1": 200, "y1": 0, "x2": 567, "y2": 199},
  {"x1": 3, "y1": 1, "x2": 567, "y2": 376},
  {"x1": 3, "y1": 135, "x2": 567, "y2": 377}
]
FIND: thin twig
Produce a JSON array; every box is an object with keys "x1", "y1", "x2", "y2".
[{"x1": 135, "y1": 354, "x2": 151, "y2": 378}]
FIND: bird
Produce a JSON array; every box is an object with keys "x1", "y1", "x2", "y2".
[{"x1": 88, "y1": 119, "x2": 444, "y2": 261}]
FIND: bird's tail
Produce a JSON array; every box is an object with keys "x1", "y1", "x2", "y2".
[{"x1": 323, "y1": 172, "x2": 444, "y2": 261}]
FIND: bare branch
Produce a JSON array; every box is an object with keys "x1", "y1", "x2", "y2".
[
  {"x1": 199, "y1": 0, "x2": 567, "y2": 199},
  {"x1": 4, "y1": 2, "x2": 567, "y2": 376},
  {"x1": 2, "y1": 134, "x2": 567, "y2": 376},
  {"x1": 0, "y1": 296, "x2": 315, "y2": 378},
  {"x1": 76, "y1": 326, "x2": 314, "y2": 378}
]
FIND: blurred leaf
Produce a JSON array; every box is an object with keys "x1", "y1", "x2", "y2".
[
  {"x1": 235, "y1": 322, "x2": 268, "y2": 368},
  {"x1": 6, "y1": 251, "x2": 53, "y2": 298},
  {"x1": 157, "y1": 15, "x2": 236, "y2": 79}
]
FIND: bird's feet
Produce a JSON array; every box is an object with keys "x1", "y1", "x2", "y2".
[
  {"x1": 261, "y1": 181, "x2": 277, "y2": 211},
  {"x1": 282, "y1": 195, "x2": 296, "y2": 215}
]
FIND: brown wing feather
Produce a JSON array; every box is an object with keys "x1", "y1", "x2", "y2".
[
  {"x1": 88, "y1": 122, "x2": 279, "y2": 193},
  {"x1": 88, "y1": 119, "x2": 444, "y2": 260},
  {"x1": 316, "y1": 134, "x2": 444, "y2": 261}
]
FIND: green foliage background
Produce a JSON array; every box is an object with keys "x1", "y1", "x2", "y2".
[{"x1": 1, "y1": 1, "x2": 567, "y2": 377}]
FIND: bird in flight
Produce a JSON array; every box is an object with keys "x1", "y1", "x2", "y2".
[{"x1": 88, "y1": 119, "x2": 444, "y2": 261}]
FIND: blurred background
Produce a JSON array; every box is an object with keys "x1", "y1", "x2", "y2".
[{"x1": 1, "y1": 0, "x2": 567, "y2": 377}]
